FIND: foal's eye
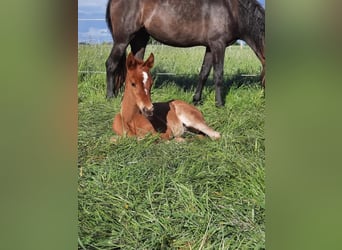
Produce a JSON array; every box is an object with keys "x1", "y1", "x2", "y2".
[{"x1": 131, "y1": 82, "x2": 136, "y2": 87}]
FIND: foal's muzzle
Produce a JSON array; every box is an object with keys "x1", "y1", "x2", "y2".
[{"x1": 142, "y1": 106, "x2": 154, "y2": 117}]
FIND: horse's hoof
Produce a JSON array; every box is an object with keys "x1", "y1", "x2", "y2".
[
  {"x1": 192, "y1": 98, "x2": 203, "y2": 106},
  {"x1": 215, "y1": 102, "x2": 224, "y2": 108},
  {"x1": 106, "y1": 93, "x2": 114, "y2": 99}
]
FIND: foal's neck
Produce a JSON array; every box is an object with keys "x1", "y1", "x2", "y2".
[{"x1": 120, "y1": 89, "x2": 140, "y2": 123}]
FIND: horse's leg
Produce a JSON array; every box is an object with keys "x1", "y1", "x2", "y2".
[
  {"x1": 193, "y1": 47, "x2": 213, "y2": 105},
  {"x1": 130, "y1": 29, "x2": 150, "y2": 60},
  {"x1": 261, "y1": 61, "x2": 265, "y2": 89},
  {"x1": 105, "y1": 41, "x2": 129, "y2": 98},
  {"x1": 250, "y1": 47, "x2": 265, "y2": 89},
  {"x1": 211, "y1": 43, "x2": 226, "y2": 107}
]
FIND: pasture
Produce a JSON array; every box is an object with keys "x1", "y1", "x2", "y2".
[{"x1": 78, "y1": 44, "x2": 265, "y2": 249}]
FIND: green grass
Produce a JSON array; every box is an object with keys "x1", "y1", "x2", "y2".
[{"x1": 78, "y1": 44, "x2": 265, "y2": 249}]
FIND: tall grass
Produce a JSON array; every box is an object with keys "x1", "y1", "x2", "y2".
[{"x1": 78, "y1": 44, "x2": 265, "y2": 249}]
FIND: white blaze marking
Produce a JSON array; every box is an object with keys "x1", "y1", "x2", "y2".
[
  {"x1": 142, "y1": 71, "x2": 149, "y2": 95},
  {"x1": 142, "y1": 71, "x2": 148, "y2": 85}
]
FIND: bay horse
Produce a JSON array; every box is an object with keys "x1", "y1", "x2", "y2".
[
  {"x1": 105, "y1": 0, "x2": 265, "y2": 106},
  {"x1": 112, "y1": 52, "x2": 220, "y2": 140}
]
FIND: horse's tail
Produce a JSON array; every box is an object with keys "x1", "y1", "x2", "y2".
[
  {"x1": 113, "y1": 50, "x2": 127, "y2": 96},
  {"x1": 106, "y1": 0, "x2": 113, "y2": 35}
]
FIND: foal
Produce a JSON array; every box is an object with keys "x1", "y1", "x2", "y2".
[{"x1": 112, "y1": 53, "x2": 220, "y2": 141}]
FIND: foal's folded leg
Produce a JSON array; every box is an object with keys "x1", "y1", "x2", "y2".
[
  {"x1": 130, "y1": 114, "x2": 157, "y2": 138},
  {"x1": 112, "y1": 113, "x2": 124, "y2": 136},
  {"x1": 172, "y1": 100, "x2": 221, "y2": 139}
]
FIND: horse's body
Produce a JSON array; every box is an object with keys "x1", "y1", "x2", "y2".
[
  {"x1": 106, "y1": 0, "x2": 265, "y2": 106},
  {"x1": 112, "y1": 53, "x2": 220, "y2": 140}
]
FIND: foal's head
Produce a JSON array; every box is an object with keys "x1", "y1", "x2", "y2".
[{"x1": 125, "y1": 52, "x2": 154, "y2": 116}]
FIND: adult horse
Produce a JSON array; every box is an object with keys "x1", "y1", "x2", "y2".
[{"x1": 105, "y1": 0, "x2": 265, "y2": 106}]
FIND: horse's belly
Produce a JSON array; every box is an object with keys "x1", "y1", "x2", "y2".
[{"x1": 146, "y1": 23, "x2": 206, "y2": 47}]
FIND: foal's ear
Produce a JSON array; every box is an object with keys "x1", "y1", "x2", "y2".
[
  {"x1": 126, "y1": 52, "x2": 137, "y2": 70},
  {"x1": 143, "y1": 53, "x2": 154, "y2": 68}
]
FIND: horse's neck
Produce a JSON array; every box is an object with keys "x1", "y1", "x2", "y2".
[{"x1": 120, "y1": 91, "x2": 140, "y2": 123}]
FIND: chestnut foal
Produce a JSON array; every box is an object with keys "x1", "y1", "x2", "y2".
[{"x1": 112, "y1": 52, "x2": 220, "y2": 141}]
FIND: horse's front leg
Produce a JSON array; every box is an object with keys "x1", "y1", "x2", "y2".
[
  {"x1": 193, "y1": 47, "x2": 213, "y2": 105},
  {"x1": 130, "y1": 29, "x2": 150, "y2": 60},
  {"x1": 105, "y1": 42, "x2": 129, "y2": 98},
  {"x1": 211, "y1": 43, "x2": 225, "y2": 107}
]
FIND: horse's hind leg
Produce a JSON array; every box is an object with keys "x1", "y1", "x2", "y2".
[
  {"x1": 130, "y1": 29, "x2": 150, "y2": 60},
  {"x1": 261, "y1": 62, "x2": 265, "y2": 89},
  {"x1": 193, "y1": 47, "x2": 213, "y2": 105},
  {"x1": 106, "y1": 41, "x2": 129, "y2": 98}
]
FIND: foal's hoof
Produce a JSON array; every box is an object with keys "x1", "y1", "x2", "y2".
[
  {"x1": 174, "y1": 137, "x2": 186, "y2": 143},
  {"x1": 211, "y1": 131, "x2": 221, "y2": 140},
  {"x1": 109, "y1": 136, "x2": 118, "y2": 143}
]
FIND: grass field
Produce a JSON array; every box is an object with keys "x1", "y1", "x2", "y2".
[{"x1": 78, "y1": 44, "x2": 265, "y2": 249}]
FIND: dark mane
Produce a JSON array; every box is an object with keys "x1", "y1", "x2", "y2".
[{"x1": 238, "y1": 0, "x2": 265, "y2": 48}]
